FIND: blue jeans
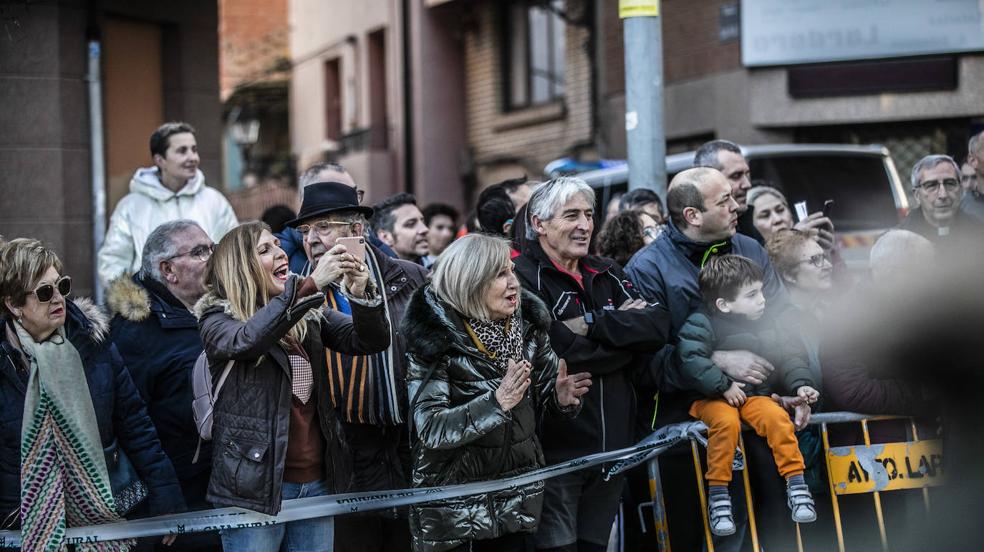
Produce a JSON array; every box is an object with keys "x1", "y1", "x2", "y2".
[{"x1": 221, "y1": 480, "x2": 334, "y2": 552}]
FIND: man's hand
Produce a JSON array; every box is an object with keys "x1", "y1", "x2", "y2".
[
  {"x1": 618, "y1": 298, "x2": 647, "y2": 311},
  {"x1": 161, "y1": 535, "x2": 177, "y2": 547},
  {"x1": 797, "y1": 385, "x2": 820, "y2": 404},
  {"x1": 711, "y1": 350, "x2": 774, "y2": 385},
  {"x1": 771, "y1": 393, "x2": 812, "y2": 430},
  {"x1": 495, "y1": 359, "x2": 531, "y2": 412},
  {"x1": 310, "y1": 244, "x2": 362, "y2": 289},
  {"x1": 555, "y1": 359, "x2": 591, "y2": 407},
  {"x1": 794, "y1": 212, "x2": 836, "y2": 251},
  {"x1": 723, "y1": 382, "x2": 747, "y2": 407},
  {"x1": 341, "y1": 260, "x2": 370, "y2": 298},
  {"x1": 562, "y1": 316, "x2": 589, "y2": 336}
]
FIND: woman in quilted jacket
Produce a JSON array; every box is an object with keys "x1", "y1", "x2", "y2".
[{"x1": 402, "y1": 234, "x2": 591, "y2": 552}]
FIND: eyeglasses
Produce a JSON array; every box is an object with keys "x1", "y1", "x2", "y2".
[
  {"x1": 167, "y1": 244, "x2": 214, "y2": 262},
  {"x1": 297, "y1": 220, "x2": 355, "y2": 237},
  {"x1": 800, "y1": 252, "x2": 832, "y2": 269},
  {"x1": 642, "y1": 226, "x2": 661, "y2": 241},
  {"x1": 31, "y1": 276, "x2": 71, "y2": 303},
  {"x1": 916, "y1": 178, "x2": 960, "y2": 194}
]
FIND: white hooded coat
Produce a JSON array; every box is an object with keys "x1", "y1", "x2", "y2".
[{"x1": 97, "y1": 167, "x2": 239, "y2": 285}]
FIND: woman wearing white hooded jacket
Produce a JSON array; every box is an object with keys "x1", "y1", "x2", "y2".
[{"x1": 97, "y1": 122, "x2": 239, "y2": 286}]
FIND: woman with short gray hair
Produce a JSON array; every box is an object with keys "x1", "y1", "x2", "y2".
[{"x1": 401, "y1": 233, "x2": 591, "y2": 552}]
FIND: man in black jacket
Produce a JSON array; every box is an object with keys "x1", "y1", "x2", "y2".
[
  {"x1": 107, "y1": 219, "x2": 218, "y2": 551},
  {"x1": 514, "y1": 177, "x2": 670, "y2": 552},
  {"x1": 290, "y1": 181, "x2": 427, "y2": 552}
]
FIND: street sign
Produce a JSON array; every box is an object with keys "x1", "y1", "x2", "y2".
[{"x1": 827, "y1": 440, "x2": 944, "y2": 495}]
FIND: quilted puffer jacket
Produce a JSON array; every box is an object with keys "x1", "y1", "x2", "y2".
[
  {"x1": 676, "y1": 307, "x2": 815, "y2": 402},
  {"x1": 402, "y1": 286, "x2": 574, "y2": 552},
  {"x1": 195, "y1": 275, "x2": 390, "y2": 515}
]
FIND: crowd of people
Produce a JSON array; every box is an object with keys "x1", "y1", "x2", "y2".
[{"x1": 0, "y1": 121, "x2": 979, "y2": 552}]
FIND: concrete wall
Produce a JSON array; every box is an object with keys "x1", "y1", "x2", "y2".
[{"x1": 0, "y1": 0, "x2": 221, "y2": 298}]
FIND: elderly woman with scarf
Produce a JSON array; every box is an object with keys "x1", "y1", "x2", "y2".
[
  {"x1": 0, "y1": 239, "x2": 184, "y2": 551},
  {"x1": 402, "y1": 234, "x2": 592, "y2": 552}
]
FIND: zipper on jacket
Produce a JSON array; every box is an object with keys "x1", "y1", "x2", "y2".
[{"x1": 600, "y1": 377, "x2": 607, "y2": 456}]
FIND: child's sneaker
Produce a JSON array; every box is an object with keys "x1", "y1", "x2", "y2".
[
  {"x1": 708, "y1": 493, "x2": 736, "y2": 536},
  {"x1": 786, "y1": 483, "x2": 817, "y2": 523}
]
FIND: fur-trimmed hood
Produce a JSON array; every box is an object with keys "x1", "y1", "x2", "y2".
[
  {"x1": 67, "y1": 297, "x2": 110, "y2": 344},
  {"x1": 402, "y1": 285, "x2": 551, "y2": 364},
  {"x1": 105, "y1": 273, "x2": 151, "y2": 322}
]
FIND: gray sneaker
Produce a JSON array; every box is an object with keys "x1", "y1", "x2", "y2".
[
  {"x1": 708, "y1": 493, "x2": 736, "y2": 536},
  {"x1": 787, "y1": 483, "x2": 817, "y2": 523}
]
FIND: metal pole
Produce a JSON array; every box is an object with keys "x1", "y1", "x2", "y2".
[
  {"x1": 621, "y1": 0, "x2": 666, "y2": 196},
  {"x1": 87, "y1": 37, "x2": 107, "y2": 304}
]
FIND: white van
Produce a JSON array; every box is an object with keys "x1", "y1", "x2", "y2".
[{"x1": 554, "y1": 144, "x2": 909, "y2": 267}]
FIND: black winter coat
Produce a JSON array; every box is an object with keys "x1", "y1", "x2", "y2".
[
  {"x1": 195, "y1": 275, "x2": 390, "y2": 515},
  {"x1": 402, "y1": 286, "x2": 572, "y2": 552},
  {"x1": 513, "y1": 242, "x2": 670, "y2": 462},
  {"x1": 0, "y1": 299, "x2": 185, "y2": 524},
  {"x1": 107, "y1": 274, "x2": 209, "y2": 481}
]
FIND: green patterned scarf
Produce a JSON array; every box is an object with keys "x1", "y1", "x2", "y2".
[{"x1": 15, "y1": 322, "x2": 132, "y2": 551}]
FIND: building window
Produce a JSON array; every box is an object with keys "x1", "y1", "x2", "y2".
[
  {"x1": 504, "y1": 0, "x2": 566, "y2": 111},
  {"x1": 324, "y1": 58, "x2": 342, "y2": 141}
]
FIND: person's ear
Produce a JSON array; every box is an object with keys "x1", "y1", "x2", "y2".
[
  {"x1": 910, "y1": 189, "x2": 922, "y2": 208},
  {"x1": 376, "y1": 229, "x2": 395, "y2": 247},
  {"x1": 714, "y1": 297, "x2": 731, "y2": 314},
  {"x1": 683, "y1": 206, "x2": 702, "y2": 227},
  {"x1": 502, "y1": 219, "x2": 514, "y2": 236},
  {"x1": 352, "y1": 221, "x2": 364, "y2": 236},
  {"x1": 152, "y1": 153, "x2": 166, "y2": 170},
  {"x1": 3, "y1": 297, "x2": 20, "y2": 319},
  {"x1": 159, "y1": 260, "x2": 178, "y2": 284},
  {"x1": 531, "y1": 215, "x2": 547, "y2": 236}
]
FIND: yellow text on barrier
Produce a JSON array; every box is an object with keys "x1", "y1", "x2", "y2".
[{"x1": 827, "y1": 439, "x2": 944, "y2": 495}]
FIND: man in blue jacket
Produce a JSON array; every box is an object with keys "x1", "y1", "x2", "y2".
[
  {"x1": 625, "y1": 167, "x2": 793, "y2": 552},
  {"x1": 106, "y1": 220, "x2": 218, "y2": 550}
]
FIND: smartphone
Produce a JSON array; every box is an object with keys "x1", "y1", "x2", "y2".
[
  {"x1": 793, "y1": 201, "x2": 809, "y2": 223},
  {"x1": 823, "y1": 199, "x2": 835, "y2": 218},
  {"x1": 335, "y1": 236, "x2": 366, "y2": 262}
]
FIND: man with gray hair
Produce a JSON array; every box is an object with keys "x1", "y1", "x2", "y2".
[
  {"x1": 105, "y1": 219, "x2": 218, "y2": 550},
  {"x1": 899, "y1": 154, "x2": 982, "y2": 244},
  {"x1": 514, "y1": 177, "x2": 671, "y2": 552}
]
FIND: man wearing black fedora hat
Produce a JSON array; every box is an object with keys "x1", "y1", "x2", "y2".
[{"x1": 287, "y1": 181, "x2": 427, "y2": 552}]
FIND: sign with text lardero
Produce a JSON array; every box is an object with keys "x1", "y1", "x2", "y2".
[{"x1": 741, "y1": 0, "x2": 984, "y2": 67}]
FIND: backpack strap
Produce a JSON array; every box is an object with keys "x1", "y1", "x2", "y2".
[{"x1": 192, "y1": 359, "x2": 235, "y2": 464}]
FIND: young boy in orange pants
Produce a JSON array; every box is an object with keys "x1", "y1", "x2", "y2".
[{"x1": 677, "y1": 255, "x2": 819, "y2": 536}]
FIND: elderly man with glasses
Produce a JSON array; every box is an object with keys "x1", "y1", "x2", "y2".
[
  {"x1": 287, "y1": 181, "x2": 427, "y2": 552},
  {"x1": 899, "y1": 154, "x2": 984, "y2": 246},
  {"x1": 105, "y1": 219, "x2": 219, "y2": 550}
]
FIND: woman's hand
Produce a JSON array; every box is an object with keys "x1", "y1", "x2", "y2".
[
  {"x1": 310, "y1": 244, "x2": 362, "y2": 289},
  {"x1": 794, "y1": 212, "x2": 836, "y2": 251},
  {"x1": 496, "y1": 359, "x2": 531, "y2": 412},
  {"x1": 554, "y1": 359, "x2": 591, "y2": 407},
  {"x1": 770, "y1": 393, "x2": 812, "y2": 430},
  {"x1": 161, "y1": 534, "x2": 176, "y2": 546}
]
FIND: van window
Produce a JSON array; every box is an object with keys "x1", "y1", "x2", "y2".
[{"x1": 749, "y1": 154, "x2": 900, "y2": 232}]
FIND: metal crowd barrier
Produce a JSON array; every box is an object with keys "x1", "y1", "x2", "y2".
[
  {"x1": 638, "y1": 412, "x2": 944, "y2": 552},
  {"x1": 0, "y1": 412, "x2": 942, "y2": 550}
]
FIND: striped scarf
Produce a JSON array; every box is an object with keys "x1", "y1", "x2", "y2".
[
  {"x1": 15, "y1": 323, "x2": 133, "y2": 551},
  {"x1": 324, "y1": 247, "x2": 402, "y2": 425}
]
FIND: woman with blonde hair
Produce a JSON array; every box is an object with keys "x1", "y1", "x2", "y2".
[
  {"x1": 401, "y1": 234, "x2": 591, "y2": 552},
  {"x1": 195, "y1": 221, "x2": 390, "y2": 551},
  {"x1": 0, "y1": 239, "x2": 184, "y2": 550}
]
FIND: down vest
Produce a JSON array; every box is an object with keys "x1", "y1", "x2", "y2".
[
  {"x1": 0, "y1": 299, "x2": 185, "y2": 524},
  {"x1": 402, "y1": 286, "x2": 573, "y2": 552},
  {"x1": 194, "y1": 275, "x2": 390, "y2": 515}
]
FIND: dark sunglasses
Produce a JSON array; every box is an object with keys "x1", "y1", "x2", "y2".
[{"x1": 31, "y1": 275, "x2": 71, "y2": 303}]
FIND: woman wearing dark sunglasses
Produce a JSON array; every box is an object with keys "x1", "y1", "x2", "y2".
[{"x1": 0, "y1": 238, "x2": 185, "y2": 549}]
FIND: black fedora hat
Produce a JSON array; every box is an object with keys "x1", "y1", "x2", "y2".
[{"x1": 286, "y1": 181, "x2": 374, "y2": 228}]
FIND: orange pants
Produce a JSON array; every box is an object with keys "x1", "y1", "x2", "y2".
[{"x1": 689, "y1": 396, "x2": 805, "y2": 486}]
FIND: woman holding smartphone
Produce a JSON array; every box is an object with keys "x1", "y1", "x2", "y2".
[{"x1": 196, "y1": 221, "x2": 390, "y2": 552}]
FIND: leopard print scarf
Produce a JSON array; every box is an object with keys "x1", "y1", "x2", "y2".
[{"x1": 464, "y1": 310, "x2": 524, "y2": 372}]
